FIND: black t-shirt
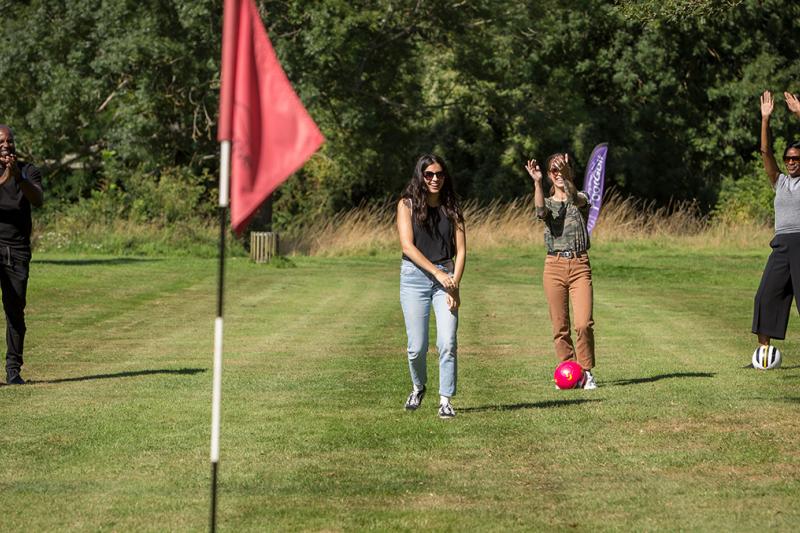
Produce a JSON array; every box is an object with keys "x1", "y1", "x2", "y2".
[
  {"x1": 402, "y1": 205, "x2": 455, "y2": 264},
  {"x1": 0, "y1": 162, "x2": 42, "y2": 249}
]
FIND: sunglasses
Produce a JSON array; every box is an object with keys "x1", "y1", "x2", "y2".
[
  {"x1": 784, "y1": 156, "x2": 800, "y2": 163},
  {"x1": 423, "y1": 170, "x2": 446, "y2": 180}
]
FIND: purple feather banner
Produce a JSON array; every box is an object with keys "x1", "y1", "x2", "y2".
[{"x1": 583, "y1": 143, "x2": 608, "y2": 235}]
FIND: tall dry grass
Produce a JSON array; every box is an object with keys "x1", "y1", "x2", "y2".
[{"x1": 281, "y1": 192, "x2": 772, "y2": 256}]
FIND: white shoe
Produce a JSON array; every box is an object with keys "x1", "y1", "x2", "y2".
[
  {"x1": 404, "y1": 386, "x2": 425, "y2": 410},
  {"x1": 438, "y1": 402, "x2": 456, "y2": 419},
  {"x1": 583, "y1": 371, "x2": 597, "y2": 390}
]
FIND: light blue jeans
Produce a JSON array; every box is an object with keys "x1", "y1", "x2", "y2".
[{"x1": 399, "y1": 259, "x2": 458, "y2": 397}]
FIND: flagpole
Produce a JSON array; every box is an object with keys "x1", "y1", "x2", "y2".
[
  {"x1": 211, "y1": 0, "x2": 323, "y2": 526},
  {"x1": 210, "y1": 139, "x2": 230, "y2": 533}
]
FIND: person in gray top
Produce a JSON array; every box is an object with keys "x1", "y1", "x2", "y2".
[{"x1": 751, "y1": 90, "x2": 800, "y2": 354}]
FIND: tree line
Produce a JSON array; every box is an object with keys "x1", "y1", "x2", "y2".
[{"x1": 1, "y1": 0, "x2": 797, "y2": 229}]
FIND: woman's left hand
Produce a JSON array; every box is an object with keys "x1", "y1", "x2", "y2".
[
  {"x1": 446, "y1": 289, "x2": 460, "y2": 311},
  {"x1": 785, "y1": 92, "x2": 800, "y2": 115},
  {"x1": 554, "y1": 154, "x2": 573, "y2": 180}
]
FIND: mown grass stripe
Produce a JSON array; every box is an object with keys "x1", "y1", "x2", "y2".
[{"x1": 0, "y1": 246, "x2": 798, "y2": 531}]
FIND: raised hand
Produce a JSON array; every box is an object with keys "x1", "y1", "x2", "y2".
[
  {"x1": 761, "y1": 90, "x2": 774, "y2": 119},
  {"x1": 760, "y1": 90, "x2": 780, "y2": 183},
  {"x1": 785, "y1": 92, "x2": 800, "y2": 116},
  {"x1": 525, "y1": 159, "x2": 542, "y2": 182},
  {"x1": 553, "y1": 153, "x2": 573, "y2": 180}
]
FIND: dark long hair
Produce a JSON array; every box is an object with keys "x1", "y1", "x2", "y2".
[{"x1": 402, "y1": 153, "x2": 464, "y2": 230}]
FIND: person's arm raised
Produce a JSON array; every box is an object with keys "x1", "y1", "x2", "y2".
[
  {"x1": 556, "y1": 154, "x2": 582, "y2": 205},
  {"x1": 526, "y1": 159, "x2": 547, "y2": 219},
  {"x1": 761, "y1": 90, "x2": 780, "y2": 186}
]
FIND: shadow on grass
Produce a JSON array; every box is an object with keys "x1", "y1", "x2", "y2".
[
  {"x1": 748, "y1": 396, "x2": 800, "y2": 402},
  {"x1": 34, "y1": 258, "x2": 160, "y2": 266},
  {"x1": 605, "y1": 372, "x2": 715, "y2": 386},
  {"x1": 741, "y1": 364, "x2": 800, "y2": 370},
  {"x1": 32, "y1": 367, "x2": 206, "y2": 384},
  {"x1": 460, "y1": 398, "x2": 601, "y2": 413}
]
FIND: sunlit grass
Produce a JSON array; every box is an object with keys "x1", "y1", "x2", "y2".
[{"x1": 0, "y1": 243, "x2": 797, "y2": 531}]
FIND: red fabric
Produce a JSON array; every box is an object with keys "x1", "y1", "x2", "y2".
[{"x1": 218, "y1": 0, "x2": 324, "y2": 233}]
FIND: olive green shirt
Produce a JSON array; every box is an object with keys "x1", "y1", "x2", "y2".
[{"x1": 537, "y1": 192, "x2": 591, "y2": 253}]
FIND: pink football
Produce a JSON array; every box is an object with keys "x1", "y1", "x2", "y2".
[{"x1": 554, "y1": 360, "x2": 584, "y2": 389}]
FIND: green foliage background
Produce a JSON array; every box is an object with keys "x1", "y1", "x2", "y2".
[{"x1": 0, "y1": 0, "x2": 798, "y2": 232}]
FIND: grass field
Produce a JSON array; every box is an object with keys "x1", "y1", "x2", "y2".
[{"x1": 1, "y1": 240, "x2": 799, "y2": 531}]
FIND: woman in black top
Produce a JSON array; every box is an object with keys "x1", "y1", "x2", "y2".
[{"x1": 397, "y1": 154, "x2": 466, "y2": 419}]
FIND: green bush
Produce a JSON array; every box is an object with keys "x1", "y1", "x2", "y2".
[
  {"x1": 33, "y1": 164, "x2": 244, "y2": 257},
  {"x1": 712, "y1": 151, "x2": 776, "y2": 227},
  {"x1": 125, "y1": 166, "x2": 216, "y2": 224}
]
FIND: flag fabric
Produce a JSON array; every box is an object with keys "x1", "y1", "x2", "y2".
[
  {"x1": 218, "y1": 0, "x2": 324, "y2": 233},
  {"x1": 583, "y1": 143, "x2": 608, "y2": 235}
]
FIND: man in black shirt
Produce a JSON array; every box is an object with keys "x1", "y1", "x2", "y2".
[{"x1": 0, "y1": 125, "x2": 43, "y2": 385}]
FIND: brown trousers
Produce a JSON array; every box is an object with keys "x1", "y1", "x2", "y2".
[{"x1": 542, "y1": 254, "x2": 595, "y2": 369}]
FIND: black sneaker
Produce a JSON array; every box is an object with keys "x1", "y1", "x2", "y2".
[
  {"x1": 6, "y1": 372, "x2": 25, "y2": 385},
  {"x1": 404, "y1": 386, "x2": 425, "y2": 410},
  {"x1": 438, "y1": 402, "x2": 456, "y2": 419}
]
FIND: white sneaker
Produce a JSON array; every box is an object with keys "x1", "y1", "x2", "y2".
[
  {"x1": 438, "y1": 402, "x2": 456, "y2": 419},
  {"x1": 404, "y1": 386, "x2": 426, "y2": 410},
  {"x1": 582, "y1": 371, "x2": 597, "y2": 390}
]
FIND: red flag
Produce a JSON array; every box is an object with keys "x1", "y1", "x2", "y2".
[{"x1": 218, "y1": 0, "x2": 324, "y2": 233}]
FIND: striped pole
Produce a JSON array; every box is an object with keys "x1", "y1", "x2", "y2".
[{"x1": 210, "y1": 140, "x2": 231, "y2": 532}]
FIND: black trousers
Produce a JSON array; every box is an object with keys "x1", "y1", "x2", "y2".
[
  {"x1": 752, "y1": 233, "x2": 800, "y2": 340},
  {"x1": 0, "y1": 247, "x2": 29, "y2": 373}
]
